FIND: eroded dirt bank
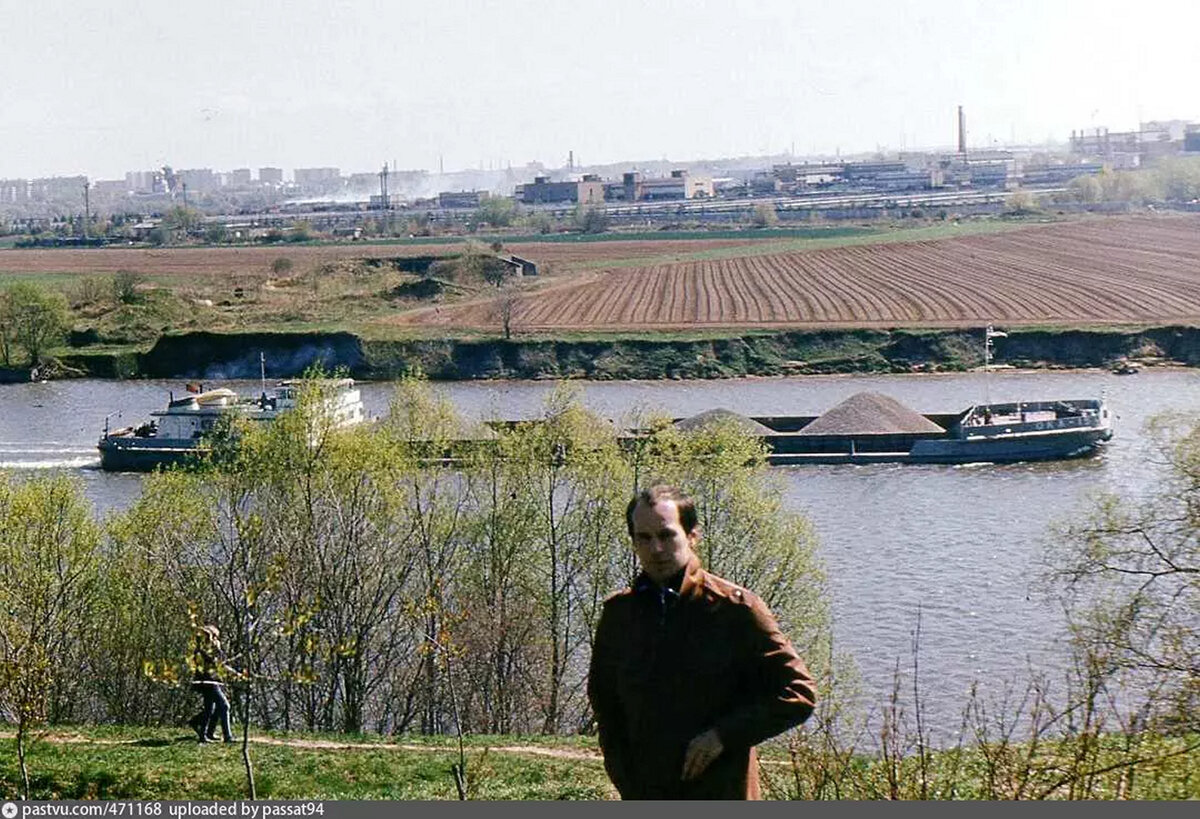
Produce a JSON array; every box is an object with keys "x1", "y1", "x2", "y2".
[{"x1": 47, "y1": 325, "x2": 1200, "y2": 381}]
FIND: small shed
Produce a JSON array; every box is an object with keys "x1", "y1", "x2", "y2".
[{"x1": 510, "y1": 255, "x2": 538, "y2": 276}]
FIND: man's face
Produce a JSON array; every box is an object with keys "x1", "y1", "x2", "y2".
[{"x1": 631, "y1": 499, "x2": 698, "y2": 584}]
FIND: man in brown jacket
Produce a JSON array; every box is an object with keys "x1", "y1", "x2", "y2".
[{"x1": 587, "y1": 484, "x2": 817, "y2": 800}]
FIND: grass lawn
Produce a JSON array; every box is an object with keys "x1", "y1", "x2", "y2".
[
  {"x1": 0, "y1": 271, "x2": 85, "y2": 288},
  {"x1": 3, "y1": 726, "x2": 1195, "y2": 800},
  {"x1": 0, "y1": 727, "x2": 614, "y2": 800}
]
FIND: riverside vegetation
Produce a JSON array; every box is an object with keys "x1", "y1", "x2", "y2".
[{"x1": 0, "y1": 376, "x2": 1196, "y2": 800}]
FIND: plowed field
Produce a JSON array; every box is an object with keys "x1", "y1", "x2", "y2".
[
  {"x1": 0, "y1": 237, "x2": 755, "y2": 277},
  {"x1": 400, "y1": 215, "x2": 1200, "y2": 331}
]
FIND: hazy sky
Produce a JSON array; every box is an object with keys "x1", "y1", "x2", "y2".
[{"x1": 2, "y1": 0, "x2": 1198, "y2": 180}]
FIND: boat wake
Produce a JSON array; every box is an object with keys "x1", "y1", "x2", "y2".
[
  {"x1": 0, "y1": 445, "x2": 101, "y2": 470},
  {"x1": 0, "y1": 457, "x2": 102, "y2": 470}
]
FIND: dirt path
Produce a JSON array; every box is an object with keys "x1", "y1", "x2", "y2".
[
  {"x1": 0, "y1": 730, "x2": 603, "y2": 762},
  {"x1": 1, "y1": 731, "x2": 794, "y2": 768}
]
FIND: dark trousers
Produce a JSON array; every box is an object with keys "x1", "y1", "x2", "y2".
[{"x1": 193, "y1": 682, "x2": 233, "y2": 741}]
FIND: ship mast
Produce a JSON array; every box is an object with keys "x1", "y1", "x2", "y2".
[{"x1": 984, "y1": 324, "x2": 1007, "y2": 408}]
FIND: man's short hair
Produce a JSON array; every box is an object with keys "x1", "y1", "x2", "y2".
[{"x1": 626, "y1": 484, "x2": 698, "y2": 537}]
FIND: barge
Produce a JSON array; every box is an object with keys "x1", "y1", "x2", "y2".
[{"x1": 673, "y1": 392, "x2": 1113, "y2": 466}]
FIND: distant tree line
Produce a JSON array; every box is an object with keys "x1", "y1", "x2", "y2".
[{"x1": 1055, "y1": 156, "x2": 1200, "y2": 206}]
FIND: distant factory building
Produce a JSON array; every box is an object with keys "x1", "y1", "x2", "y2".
[
  {"x1": 965, "y1": 160, "x2": 1014, "y2": 189},
  {"x1": 637, "y1": 169, "x2": 713, "y2": 201},
  {"x1": 639, "y1": 175, "x2": 684, "y2": 200},
  {"x1": 1142, "y1": 119, "x2": 1191, "y2": 142},
  {"x1": 369, "y1": 193, "x2": 404, "y2": 210},
  {"x1": 685, "y1": 172, "x2": 714, "y2": 198},
  {"x1": 1071, "y1": 120, "x2": 1195, "y2": 163},
  {"x1": 259, "y1": 167, "x2": 284, "y2": 185},
  {"x1": 842, "y1": 161, "x2": 907, "y2": 181},
  {"x1": 712, "y1": 176, "x2": 748, "y2": 196},
  {"x1": 518, "y1": 175, "x2": 604, "y2": 205},
  {"x1": 1020, "y1": 162, "x2": 1105, "y2": 185},
  {"x1": 578, "y1": 174, "x2": 605, "y2": 203},
  {"x1": 604, "y1": 179, "x2": 629, "y2": 201},
  {"x1": 604, "y1": 170, "x2": 715, "y2": 201},
  {"x1": 294, "y1": 167, "x2": 341, "y2": 191},
  {"x1": 438, "y1": 190, "x2": 491, "y2": 209},
  {"x1": 773, "y1": 162, "x2": 841, "y2": 187},
  {"x1": 750, "y1": 172, "x2": 782, "y2": 195},
  {"x1": 872, "y1": 168, "x2": 947, "y2": 191}
]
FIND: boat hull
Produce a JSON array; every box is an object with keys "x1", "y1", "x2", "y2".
[
  {"x1": 765, "y1": 427, "x2": 1111, "y2": 465},
  {"x1": 97, "y1": 436, "x2": 209, "y2": 472}
]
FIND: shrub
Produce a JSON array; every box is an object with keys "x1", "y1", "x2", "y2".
[
  {"x1": 112, "y1": 271, "x2": 144, "y2": 304},
  {"x1": 751, "y1": 203, "x2": 779, "y2": 228}
]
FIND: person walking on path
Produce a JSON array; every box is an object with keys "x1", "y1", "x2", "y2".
[
  {"x1": 587, "y1": 484, "x2": 818, "y2": 799},
  {"x1": 188, "y1": 624, "x2": 235, "y2": 744}
]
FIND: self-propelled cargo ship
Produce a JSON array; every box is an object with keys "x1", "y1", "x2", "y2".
[
  {"x1": 672, "y1": 392, "x2": 1113, "y2": 466},
  {"x1": 97, "y1": 378, "x2": 365, "y2": 472}
]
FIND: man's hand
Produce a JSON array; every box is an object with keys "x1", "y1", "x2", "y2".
[{"x1": 681, "y1": 728, "x2": 724, "y2": 781}]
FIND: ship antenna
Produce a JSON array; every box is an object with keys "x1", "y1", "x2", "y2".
[{"x1": 260, "y1": 352, "x2": 266, "y2": 395}]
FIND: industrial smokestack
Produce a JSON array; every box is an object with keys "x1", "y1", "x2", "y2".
[{"x1": 958, "y1": 105, "x2": 967, "y2": 155}]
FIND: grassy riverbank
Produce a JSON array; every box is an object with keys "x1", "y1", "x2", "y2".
[{"x1": 2, "y1": 726, "x2": 1195, "y2": 800}]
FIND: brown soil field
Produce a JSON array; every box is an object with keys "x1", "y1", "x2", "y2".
[
  {"x1": 397, "y1": 215, "x2": 1200, "y2": 331},
  {"x1": 0, "y1": 237, "x2": 756, "y2": 278}
]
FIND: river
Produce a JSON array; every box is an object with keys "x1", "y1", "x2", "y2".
[{"x1": 2, "y1": 367, "x2": 1197, "y2": 742}]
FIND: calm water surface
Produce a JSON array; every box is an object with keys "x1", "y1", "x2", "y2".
[{"x1": 3, "y1": 368, "x2": 1198, "y2": 739}]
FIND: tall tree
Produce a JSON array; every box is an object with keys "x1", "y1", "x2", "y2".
[
  {"x1": 501, "y1": 385, "x2": 631, "y2": 733},
  {"x1": 378, "y1": 377, "x2": 474, "y2": 735},
  {"x1": 0, "y1": 475, "x2": 101, "y2": 798},
  {"x1": 1046, "y1": 411, "x2": 1200, "y2": 735},
  {"x1": 101, "y1": 470, "x2": 215, "y2": 724},
  {"x1": 1, "y1": 282, "x2": 69, "y2": 364}
]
